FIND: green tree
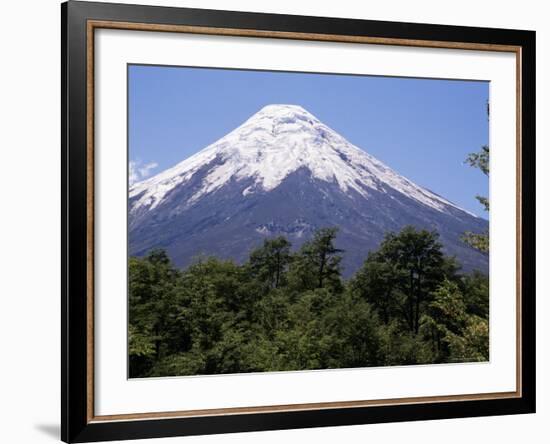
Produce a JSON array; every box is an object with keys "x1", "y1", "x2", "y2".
[
  {"x1": 320, "y1": 291, "x2": 383, "y2": 368},
  {"x1": 249, "y1": 236, "x2": 292, "y2": 289},
  {"x1": 446, "y1": 316, "x2": 489, "y2": 362},
  {"x1": 465, "y1": 145, "x2": 489, "y2": 178},
  {"x1": 128, "y1": 249, "x2": 185, "y2": 377},
  {"x1": 289, "y1": 227, "x2": 344, "y2": 292},
  {"x1": 355, "y1": 226, "x2": 448, "y2": 334},
  {"x1": 264, "y1": 289, "x2": 382, "y2": 371},
  {"x1": 421, "y1": 279, "x2": 467, "y2": 362},
  {"x1": 421, "y1": 279, "x2": 489, "y2": 363},
  {"x1": 351, "y1": 254, "x2": 399, "y2": 324},
  {"x1": 460, "y1": 271, "x2": 489, "y2": 318},
  {"x1": 463, "y1": 144, "x2": 490, "y2": 253},
  {"x1": 177, "y1": 257, "x2": 250, "y2": 375}
]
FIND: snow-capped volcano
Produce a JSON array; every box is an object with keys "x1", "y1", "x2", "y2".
[
  {"x1": 131, "y1": 104, "x2": 470, "y2": 216},
  {"x1": 129, "y1": 104, "x2": 488, "y2": 275}
]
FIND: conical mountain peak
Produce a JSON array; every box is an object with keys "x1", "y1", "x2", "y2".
[
  {"x1": 251, "y1": 104, "x2": 319, "y2": 123},
  {"x1": 257, "y1": 103, "x2": 310, "y2": 114},
  {"x1": 130, "y1": 105, "x2": 472, "y2": 218},
  {"x1": 228, "y1": 103, "x2": 327, "y2": 147}
]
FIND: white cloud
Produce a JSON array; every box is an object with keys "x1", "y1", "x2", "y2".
[{"x1": 129, "y1": 160, "x2": 158, "y2": 185}]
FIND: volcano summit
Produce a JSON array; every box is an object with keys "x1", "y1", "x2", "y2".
[{"x1": 129, "y1": 104, "x2": 488, "y2": 275}]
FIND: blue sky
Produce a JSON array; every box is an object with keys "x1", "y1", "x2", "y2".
[{"x1": 129, "y1": 64, "x2": 489, "y2": 218}]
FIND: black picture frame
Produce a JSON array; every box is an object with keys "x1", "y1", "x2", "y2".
[{"x1": 62, "y1": 1, "x2": 536, "y2": 442}]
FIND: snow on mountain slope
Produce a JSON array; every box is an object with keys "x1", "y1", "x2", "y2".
[{"x1": 129, "y1": 104, "x2": 476, "y2": 218}]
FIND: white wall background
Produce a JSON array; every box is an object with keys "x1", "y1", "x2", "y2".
[{"x1": 0, "y1": 0, "x2": 546, "y2": 443}]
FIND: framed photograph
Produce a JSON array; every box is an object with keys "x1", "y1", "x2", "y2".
[{"x1": 61, "y1": 1, "x2": 535, "y2": 442}]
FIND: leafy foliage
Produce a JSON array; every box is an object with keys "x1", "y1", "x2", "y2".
[
  {"x1": 465, "y1": 145, "x2": 489, "y2": 177},
  {"x1": 462, "y1": 144, "x2": 489, "y2": 252},
  {"x1": 129, "y1": 227, "x2": 489, "y2": 377}
]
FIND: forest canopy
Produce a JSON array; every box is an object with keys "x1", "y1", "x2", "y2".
[{"x1": 129, "y1": 226, "x2": 489, "y2": 378}]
